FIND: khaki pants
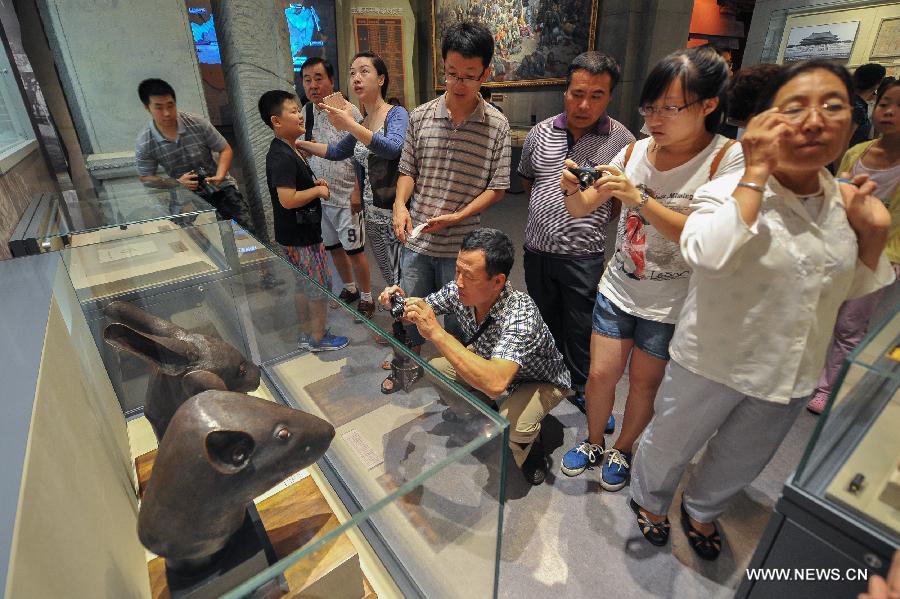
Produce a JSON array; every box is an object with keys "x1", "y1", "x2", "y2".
[{"x1": 428, "y1": 357, "x2": 566, "y2": 467}]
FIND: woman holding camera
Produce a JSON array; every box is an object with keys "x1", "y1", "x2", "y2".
[
  {"x1": 628, "y1": 59, "x2": 893, "y2": 560},
  {"x1": 557, "y1": 47, "x2": 743, "y2": 494},
  {"x1": 297, "y1": 51, "x2": 410, "y2": 292}
]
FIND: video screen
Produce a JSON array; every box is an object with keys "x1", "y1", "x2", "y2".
[{"x1": 189, "y1": 6, "x2": 221, "y2": 65}]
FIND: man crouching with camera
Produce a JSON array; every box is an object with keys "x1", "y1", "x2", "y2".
[{"x1": 379, "y1": 228, "x2": 572, "y2": 485}]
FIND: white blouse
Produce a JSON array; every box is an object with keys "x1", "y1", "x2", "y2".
[{"x1": 670, "y1": 169, "x2": 895, "y2": 404}]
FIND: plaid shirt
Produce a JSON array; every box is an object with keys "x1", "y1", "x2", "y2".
[
  {"x1": 135, "y1": 112, "x2": 237, "y2": 188},
  {"x1": 425, "y1": 282, "x2": 571, "y2": 392}
]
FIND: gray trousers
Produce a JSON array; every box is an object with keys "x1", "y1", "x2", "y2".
[{"x1": 631, "y1": 361, "x2": 806, "y2": 523}]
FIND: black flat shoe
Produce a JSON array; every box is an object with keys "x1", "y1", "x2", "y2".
[
  {"x1": 679, "y1": 502, "x2": 721, "y2": 561},
  {"x1": 629, "y1": 498, "x2": 670, "y2": 546}
]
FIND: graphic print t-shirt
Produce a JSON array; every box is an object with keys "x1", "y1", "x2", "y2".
[{"x1": 598, "y1": 135, "x2": 744, "y2": 323}]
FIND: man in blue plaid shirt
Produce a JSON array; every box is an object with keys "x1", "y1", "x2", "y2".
[{"x1": 379, "y1": 228, "x2": 571, "y2": 485}]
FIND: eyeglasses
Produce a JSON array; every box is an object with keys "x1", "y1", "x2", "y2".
[
  {"x1": 777, "y1": 102, "x2": 850, "y2": 123},
  {"x1": 445, "y1": 69, "x2": 485, "y2": 87},
  {"x1": 638, "y1": 98, "x2": 702, "y2": 119}
]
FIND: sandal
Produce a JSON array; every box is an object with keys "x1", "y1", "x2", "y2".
[
  {"x1": 629, "y1": 498, "x2": 670, "y2": 546},
  {"x1": 380, "y1": 365, "x2": 423, "y2": 395},
  {"x1": 679, "y1": 501, "x2": 721, "y2": 561}
]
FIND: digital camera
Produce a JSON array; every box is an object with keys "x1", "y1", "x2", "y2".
[
  {"x1": 568, "y1": 166, "x2": 603, "y2": 190},
  {"x1": 194, "y1": 166, "x2": 217, "y2": 196},
  {"x1": 389, "y1": 293, "x2": 406, "y2": 319}
]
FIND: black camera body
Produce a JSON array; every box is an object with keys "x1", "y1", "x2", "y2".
[
  {"x1": 194, "y1": 166, "x2": 218, "y2": 196},
  {"x1": 568, "y1": 166, "x2": 603, "y2": 190},
  {"x1": 389, "y1": 293, "x2": 406, "y2": 319}
]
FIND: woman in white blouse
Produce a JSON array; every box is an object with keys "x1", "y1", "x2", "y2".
[{"x1": 628, "y1": 59, "x2": 893, "y2": 560}]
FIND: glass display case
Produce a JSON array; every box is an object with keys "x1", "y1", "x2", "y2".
[
  {"x1": 794, "y1": 308, "x2": 900, "y2": 540},
  {"x1": 55, "y1": 220, "x2": 509, "y2": 599},
  {"x1": 8, "y1": 183, "x2": 219, "y2": 257},
  {"x1": 738, "y1": 306, "x2": 900, "y2": 599}
]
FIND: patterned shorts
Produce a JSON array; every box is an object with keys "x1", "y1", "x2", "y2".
[{"x1": 283, "y1": 243, "x2": 332, "y2": 299}]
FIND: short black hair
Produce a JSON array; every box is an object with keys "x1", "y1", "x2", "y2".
[
  {"x1": 877, "y1": 77, "x2": 899, "y2": 101},
  {"x1": 138, "y1": 78, "x2": 176, "y2": 106},
  {"x1": 441, "y1": 21, "x2": 494, "y2": 68},
  {"x1": 460, "y1": 228, "x2": 514, "y2": 278},
  {"x1": 853, "y1": 63, "x2": 887, "y2": 92},
  {"x1": 727, "y1": 63, "x2": 782, "y2": 123},
  {"x1": 352, "y1": 51, "x2": 390, "y2": 98},
  {"x1": 640, "y1": 46, "x2": 730, "y2": 134},
  {"x1": 756, "y1": 59, "x2": 854, "y2": 113},
  {"x1": 566, "y1": 51, "x2": 621, "y2": 91},
  {"x1": 301, "y1": 57, "x2": 334, "y2": 80},
  {"x1": 258, "y1": 89, "x2": 296, "y2": 129}
]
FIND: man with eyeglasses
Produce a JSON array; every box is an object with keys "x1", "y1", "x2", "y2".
[
  {"x1": 517, "y1": 51, "x2": 634, "y2": 417},
  {"x1": 388, "y1": 21, "x2": 511, "y2": 389}
]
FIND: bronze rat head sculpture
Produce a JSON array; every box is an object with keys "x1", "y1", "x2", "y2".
[
  {"x1": 139, "y1": 390, "x2": 336, "y2": 573},
  {"x1": 101, "y1": 300, "x2": 261, "y2": 439}
]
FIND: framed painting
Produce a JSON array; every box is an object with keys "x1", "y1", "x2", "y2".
[
  {"x1": 432, "y1": 0, "x2": 599, "y2": 89},
  {"x1": 871, "y1": 17, "x2": 900, "y2": 60}
]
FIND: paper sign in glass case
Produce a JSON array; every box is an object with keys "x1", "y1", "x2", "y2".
[{"x1": 52, "y1": 220, "x2": 508, "y2": 599}]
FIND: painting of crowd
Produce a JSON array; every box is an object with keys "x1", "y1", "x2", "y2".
[{"x1": 433, "y1": 0, "x2": 598, "y2": 86}]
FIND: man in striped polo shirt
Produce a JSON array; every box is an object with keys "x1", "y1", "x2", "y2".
[
  {"x1": 389, "y1": 21, "x2": 510, "y2": 392},
  {"x1": 517, "y1": 52, "x2": 635, "y2": 412}
]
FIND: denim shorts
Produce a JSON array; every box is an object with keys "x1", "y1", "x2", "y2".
[{"x1": 591, "y1": 292, "x2": 675, "y2": 360}]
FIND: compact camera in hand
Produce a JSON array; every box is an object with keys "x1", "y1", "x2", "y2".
[
  {"x1": 568, "y1": 166, "x2": 603, "y2": 190},
  {"x1": 389, "y1": 293, "x2": 406, "y2": 319},
  {"x1": 194, "y1": 167, "x2": 217, "y2": 196}
]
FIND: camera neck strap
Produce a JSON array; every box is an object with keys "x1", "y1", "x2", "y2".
[{"x1": 463, "y1": 314, "x2": 494, "y2": 348}]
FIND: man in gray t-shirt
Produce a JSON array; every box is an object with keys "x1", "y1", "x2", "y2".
[{"x1": 135, "y1": 78, "x2": 256, "y2": 235}]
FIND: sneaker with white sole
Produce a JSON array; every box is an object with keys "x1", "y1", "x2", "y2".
[
  {"x1": 297, "y1": 333, "x2": 313, "y2": 350},
  {"x1": 560, "y1": 440, "x2": 604, "y2": 477},
  {"x1": 309, "y1": 331, "x2": 350, "y2": 352},
  {"x1": 600, "y1": 448, "x2": 632, "y2": 491}
]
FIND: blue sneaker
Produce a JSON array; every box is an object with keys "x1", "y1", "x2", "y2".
[
  {"x1": 567, "y1": 394, "x2": 616, "y2": 434},
  {"x1": 600, "y1": 448, "x2": 632, "y2": 491},
  {"x1": 309, "y1": 331, "x2": 350, "y2": 352},
  {"x1": 560, "y1": 440, "x2": 604, "y2": 477}
]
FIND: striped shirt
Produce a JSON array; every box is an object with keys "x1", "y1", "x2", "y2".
[
  {"x1": 135, "y1": 112, "x2": 236, "y2": 188},
  {"x1": 518, "y1": 113, "x2": 635, "y2": 255},
  {"x1": 399, "y1": 94, "x2": 511, "y2": 258},
  {"x1": 426, "y1": 281, "x2": 571, "y2": 392},
  {"x1": 306, "y1": 102, "x2": 362, "y2": 208}
]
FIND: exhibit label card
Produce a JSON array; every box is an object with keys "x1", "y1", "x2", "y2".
[{"x1": 342, "y1": 429, "x2": 383, "y2": 470}]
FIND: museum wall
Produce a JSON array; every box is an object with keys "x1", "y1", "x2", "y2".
[{"x1": 744, "y1": 0, "x2": 900, "y2": 69}]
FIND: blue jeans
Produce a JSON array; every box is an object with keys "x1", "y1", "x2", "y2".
[{"x1": 400, "y1": 247, "x2": 459, "y2": 346}]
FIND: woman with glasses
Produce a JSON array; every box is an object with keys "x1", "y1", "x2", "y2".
[
  {"x1": 627, "y1": 59, "x2": 892, "y2": 560},
  {"x1": 557, "y1": 47, "x2": 742, "y2": 494},
  {"x1": 297, "y1": 52, "x2": 409, "y2": 300}
]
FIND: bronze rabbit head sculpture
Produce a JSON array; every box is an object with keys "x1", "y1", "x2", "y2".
[
  {"x1": 101, "y1": 300, "x2": 261, "y2": 439},
  {"x1": 139, "y1": 390, "x2": 336, "y2": 573}
]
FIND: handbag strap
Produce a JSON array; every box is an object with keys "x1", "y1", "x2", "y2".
[{"x1": 708, "y1": 139, "x2": 736, "y2": 179}]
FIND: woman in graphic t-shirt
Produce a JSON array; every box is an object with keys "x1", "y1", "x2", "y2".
[{"x1": 557, "y1": 47, "x2": 744, "y2": 493}]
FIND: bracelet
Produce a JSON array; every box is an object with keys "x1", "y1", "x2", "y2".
[
  {"x1": 736, "y1": 181, "x2": 765, "y2": 193},
  {"x1": 636, "y1": 192, "x2": 650, "y2": 213}
]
